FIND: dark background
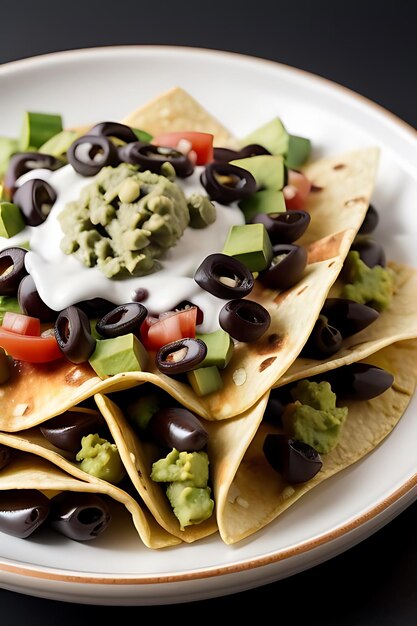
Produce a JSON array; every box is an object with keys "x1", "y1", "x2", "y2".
[{"x1": 1, "y1": 0, "x2": 417, "y2": 622}]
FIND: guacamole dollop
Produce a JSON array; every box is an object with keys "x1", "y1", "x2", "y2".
[
  {"x1": 341, "y1": 250, "x2": 394, "y2": 312},
  {"x1": 151, "y1": 449, "x2": 214, "y2": 529},
  {"x1": 59, "y1": 163, "x2": 191, "y2": 278},
  {"x1": 76, "y1": 433, "x2": 125, "y2": 484},
  {"x1": 283, "y1": 380, "x2": 348, "y2": 454}
]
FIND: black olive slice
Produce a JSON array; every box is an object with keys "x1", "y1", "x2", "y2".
[
  {"x1": 302, "y1": 314, "x2": 343, "y2": 359},
  {"x1": 67, "y1": 135, "x2": 120, "y2": 176},
  {"x1": 259, "y1": 244, "x2": 307, "y2": 291},
  {"x1": 49, "y1": 492, "x2": 111, "y2": 541},
  {"x1": 219, "y1": 299, "x2": 271, "y2": 342},
  {"x1": 54, "y1": 306, "x2": 96, "y2": 363},
  {"x1": 358, "y1": 204, "x2": 379, "y2": 235},
  {"x1": 75, "y1": 297, "x2": 116, "y2": 317},
  {"x1": 213, "y1": 147, "x2": 241, "y2": 162},
  {"x1": 263, "y1": 434, "x2": 323, "y2": 484},
  {"x1": 88, "y1": 121, "x2": 138, "y2": 144},
  {"x1": 262, "y1": 395, "x2": 286, "y2": 425},
  {"x1": 321, "y1": 298, "x2": 379, "y2": 338},
  {"x1": 252, "y1": 210, "x2": 311, "y2": 244},
  {"x1": 322, "y1": 363, "x2": 394, "y2": 401},
  {"x1": 4, "y1": 152, "x2": 63, "y2": 197},
  {"x1": 156, "y1": 338, "x2": 207, "y2": 375},
  {"x1": 147, "y1": 407, "x2": 208, "y2": 451},
  {"x1": 200, "y1": 162, "x2": 257, "y2": 204},
  {"x1": 238, "y1": 144, "x2": 272, "y2": 158},
  {"x1": 0, "y1": 444, "x2": 12, "y2": 471},
  {"x1": 0, "y1": 247, "x2": 27, "y2": 296},
  {"x1": 194, "y1": 253, "x2": 254, "y2": 299},
  {"x1": 96, "y1": 303, "x2": 148, "y2": 338},
  {"x1": 0, "y1": 489, "x2": 50, "y2": 538},
  {"x1": 13, "y1": 179, "x2": 57, "y2": 226},
  {"x1": 18, "y1": 274, "x2": 57, "y2": 322},
  {"x1": 40, "y1": 410, "x2": 106, "y2": 453},
  {"x1": 118, "y1": 141, "x2": 194, "y2": 177},
  {"x1": 350, "y1": 237, "x2": 386, "y2": 268}
]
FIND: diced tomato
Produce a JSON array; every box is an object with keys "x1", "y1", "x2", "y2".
[
  {"x1": 283, "y1": 170, "x2": 312, "y2": 210},
  {"x1": 2, "y1": 312, "x2": 41, "y2": 336},
  {"x1": 143, "y1": 308, "x2": 197, "y2": 351},
  {"x1": 0, "y1": 327, "x2": 63, "y2": 362},
  {"x1": 152, "y1": 132, "x2": 214, "y2": 165}
]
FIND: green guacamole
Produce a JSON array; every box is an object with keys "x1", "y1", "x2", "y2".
[
  {"x1": 283, "y1": 380, "x2": 348, "y2": 454},
  {"x1": 76, "y1": 433, "x2": 125, "y2": 484},
  {"x1": 341, "y1": 250, "x2": 394, "y2": 312}
]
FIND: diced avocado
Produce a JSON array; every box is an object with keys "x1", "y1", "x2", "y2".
[
  {"x1": 196, "y1": 329, "x2": 234, "y2": 369},
  {"x1": 241, "y1": 118, "x2": 290, "y2": 156},
  {"x1": 38, "y1": 130, "x2": 78, "y2": 157},
  {"x1": 286, "y1": 134, "x2": 311, "y2": 169},
  {"x1": 187, "y1": 194, "x2": 217, "y2": 228},
  {"x1": 0, "y1": 202, "x2": 25, "y2": 238},
  {"x1": 126, "y1": 393, "x2": 160, "y2": 430},
  {"x1": 283, "y1": 380, "x2": 348, "y2": 454},
  {"x1": 76, "y1": 433, "x2": 125, "y2": 484},
  {"x1": 187, "y1": 366, "x2": 223, "y2": 396},
  {"x1": 88, "y1": 333, "x2": 148, "y2": 378},
  {"x1": 0, "y1": 137, "x2": 18, "y2": 178},
  {"x1": 166, "y1": 481, "x2": 214, "y2": 529},
  {"x1": 132, "y1": 128, "x2": 153, "y2": 143},
  {"x1": 0, "y1": 295, "x2": 22, "y2": 323},
  {"x1": 151, "y1": 449, "x2": 209, "y2": 487},
  {"x1": 230, "y1": 155, "x2": 286, "y2": 190},
  {"x1": 341, "y1": 251, "x2": 394, "y2": 312},
  {"x1": 223, "y1": 223, "x2": 273, "y2": 271},
  {"x1": 20, "y1": 112, "x2": 63, "y2": 151},
  {"x1": 239, "y1": 189, "x2": 286, "y2": 223}
]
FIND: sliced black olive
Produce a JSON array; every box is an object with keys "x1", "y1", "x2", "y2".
[
  {"x1": 67, "y1": 135, "x2": 119, "y2": 176},
  {"x1": 88, "y1": 121, "x2": 137, "y2": 144},
  {"x1": 4, "y1": 152, "x2": 63, "y2": 196},
  {"x1": 350, "y1": 237, "x2": 386, "y2": 268},
  {"x1": 358, "y1": 204, "x2": 379, "y2": 234},
  {"x1": 131, "y1": 288, "x2": 149, "y2": 303},
  {"x1": 54, "y1": 306, "x2": 96, "y2": 363},
  {"x1": 18, "y1": 274, "x2": 57, "y2": 322},
  {"x1": 239, "y1": 144, "x2": 272, "y2": 158},
  {"x1": 213, "y1": 144, "x2": 270, "y2": 162},
  {"x1": 0, "y1": 444, "x2": 12, "y2": 471},
  {"x1": 147, "y1": 407, "x2": 208, "y2": 451},
  {"x1": 252, "y1": 210, "x2": 311, "y2": 244},
  {"x1": 96, "y1": 303, "x2": 148, "y2": 338},
  {"x1": 259, "y1": 244, "x2": 307, "y2": 291},
  {"x1": 49, "y1": 492, "x2": 111, "y2": 541},
  {"x1": 75, "y1": 297, "x2": 115, "y2": 317},
  {"x1": 0, "y1": 489, "x2": 50, "y2": 538},
  {"x1": 263, "y1": 434, "x2": 323, "y2": 484},
  {"x1": 118, "y1": 141, "x2": 193, "y2": 177},
  {"x1": 219, "y1": 299, "x2": 271, "y2": 342},
  {"x1": 13, "y1": 178, "x2": 57, "y2": 226},
  {"x1": 322, "y1": 363, "x2": 394, "y2": 401},
  {"x1": 321, "y1": 298, "x2": 379, "y2": 339},
  {"x1": 174, "y1": 301, "x2": 204, "y2": 325},
  {"x1": 262, "y1": 395, "x2": 286, "y2": 425},
  {"x1": 302, "y1": 314, "x2": 343, "y2": 359},
  {"x1": 40, "y1": 410, "x2": 106, "y2": 453},
  {"x1": 156, "y1": 338, "x2": 207, "y2": 375},
  {"x1": 194, "y1": 253, "x2": 254, "y2": 299},
  {"x1": 200, "y1": 162, "x2": 257, "y2": 204},
  {"x1": 0, "y1": 247, "x2": 27, "y2": 296}
]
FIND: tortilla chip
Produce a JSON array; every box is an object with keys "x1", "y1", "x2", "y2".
[
  {"x1": 121, "y1": 86, "x2": 238, "y2": 148},
  {"x1": 207, "y1": 340, "x2": 417, "y2": 544}
]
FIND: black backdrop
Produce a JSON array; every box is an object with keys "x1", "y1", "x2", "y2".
[{"x1": 1, "y1": 1, "x2": 417, "y2": 622}]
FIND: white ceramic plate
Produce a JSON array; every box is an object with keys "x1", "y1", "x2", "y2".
[{"x1": 0, "y1": 46, "x2": 416, "y2": 606}]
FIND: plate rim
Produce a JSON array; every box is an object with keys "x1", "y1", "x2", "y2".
[{"x1": 0, "y1": 44, "x2": 416, "y2": 587}]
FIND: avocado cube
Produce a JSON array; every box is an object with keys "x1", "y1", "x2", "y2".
[
  {"x1": 223, "y1": 223, "x2": 273, "y2": 271},
  {"x1": 39, "y1": 130, "x2": 78, "y2": 157},
  {"x1": 286, "y1": 134, "x2": 311, "y2": 169},
  {"x1": 0, "y1": 202, "x2": 25, "y2": 238},
  {"x1": 239, "y1": 189, "x2": 286, "y2": 223},
  {"x1": 241, "y1": 118, "x2": 290, "y2": 156},
  {"x1": 187, "y1": 366, "x2": 223, "y2": 397},
  {"x1": 88, "y1": 333, "x2": 148, "y2": 379},
  {"x1": 20, "y1": 112, "x2": 63, "y2": 151},
  {"x1": 196, "y1": 329, "x2": 234, "y2": 369},
  {"x1": 231, "y1": 155, "x2": 286, "y2": 191}
]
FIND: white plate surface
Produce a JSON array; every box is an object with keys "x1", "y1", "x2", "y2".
[{"x1": 0, "y1": 46, "x2": 416, "y2": 605}]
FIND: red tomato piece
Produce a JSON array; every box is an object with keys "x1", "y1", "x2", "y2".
[
  {"x1": 284, "y1": 170, "x2": 312, "y2": 210},
  {"x1": 2, "y1": 312, "x2": 41, "y2": 336},
  {"x1": 0, "y1": 328, "x2": 63, "y2": 362},
  {"x1": 143, "y1": 308, "x2": 197, "y2": 351},
  {"x1": 152, "y1": 132, "x2": 214, "y2": 165}
]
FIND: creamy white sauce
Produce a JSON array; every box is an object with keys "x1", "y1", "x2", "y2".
[{"x1": 0, "y1": 165, "x2": 244, "y2": 333}]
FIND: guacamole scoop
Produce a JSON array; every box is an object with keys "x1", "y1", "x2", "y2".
[{"x1": 59, "y1": 163, "x2": 190, "y2": 278}]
